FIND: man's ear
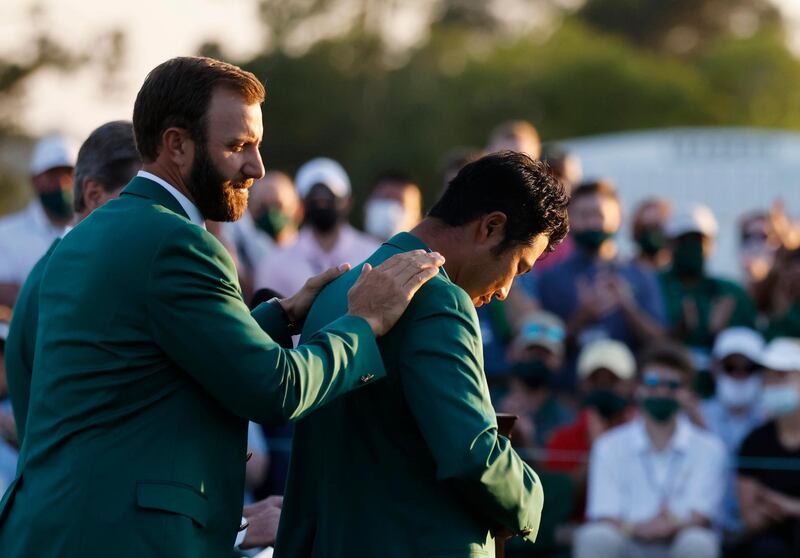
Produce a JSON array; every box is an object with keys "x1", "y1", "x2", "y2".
[
  {"x1": 161, "y1": 127, "x2": 195, "y2": 170},
  {"x1": 480, "y1": 211, "x2": 508, "y2": 244},
  {"x1": 81, "y1": 178, "x2": 104, "y2": 212}
]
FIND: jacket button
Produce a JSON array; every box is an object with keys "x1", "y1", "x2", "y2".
[
  {"x1": 360, "y1": 374, "x2": 375, "y2": 384},
  {"x1": 521, "y1": 528, "x2": 533, "y2": 536},
  {"x1": 239, "y1": 519, "x2": 250, "y2": 532}
]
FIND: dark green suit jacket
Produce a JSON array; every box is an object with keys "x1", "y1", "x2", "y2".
[
  {"x1": 275, "y1": 233, "x2": 544, "y2": 558},
  {"x1": 4, "y1": 238, "x2": 59, "y2": 444},
  {"x1": 0, "y1": 176, "x2": 384, "y2": 558}
]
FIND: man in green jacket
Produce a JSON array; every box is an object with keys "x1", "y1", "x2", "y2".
[
  {"x1": 4, "y1": 120, "x2": 141, "y2": 445},
  {"x1": 276, "y1": 152, "x2": 570, "y2": 557},
  {"x1": 0, "y1": 57, "x2": 443, "y2": 557}
]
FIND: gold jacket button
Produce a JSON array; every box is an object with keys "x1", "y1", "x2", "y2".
[
  {"x1": 359, "y1": 374, "x2": 375, "y2": 384},
  {"x1": 239, "y1": 519, "x2": 250, "y2": 532}
]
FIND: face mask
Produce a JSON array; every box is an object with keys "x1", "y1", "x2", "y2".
[
  {"x1": 514, "y1": 359, "x2": 553, "y2": 390},
  {"x1": 760, "y1": 384, "x2": 800, "y2": 417},
  {"x1": 573, "y1": 230, "x2": 613, "y2": 252},
  {"x1": 716, "y1": 375, "x2": 761, "y2": 410},
  {"x1": 672, "y1": 237, "x2": 705, "y2": 278},
  {"x1": 642, "y1": 397, "x2": 680, "y2": 422},
  {"x1": 255, "y1": 208, "x2": 290, "y2": 240},
  {"x1": 39, "y1": 189, "x2": 74, "y2": 219},
  {"x1": 584, "y1": 389, "x2": 629, "y2": 420},
  {"x1": 635, "y1": 228, "x2": 665, "y2": 256},
  {"x1": 305, "y1": 205, "x2": 341, "y2": 233},
  {"x1": 365, "y1": 199, "x2": 407, "y2": 240}
]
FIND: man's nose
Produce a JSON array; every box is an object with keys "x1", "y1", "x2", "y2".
[{"x1": 244, "y1": 146, "x2": 266, "y2": 180}]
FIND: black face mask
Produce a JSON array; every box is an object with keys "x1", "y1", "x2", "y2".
[
  {"x1": 672, "y1": 236, "x2": 705, "y2": 279},
  {"x1": 305, "y1": 205, "x2": 340, "y2": 232},
  {"x1": 635, "y1": 228, "x2": 666, "y2": 257},
  {"x1": 584, "y1": 389, "x2": 629, "y2": 420}
]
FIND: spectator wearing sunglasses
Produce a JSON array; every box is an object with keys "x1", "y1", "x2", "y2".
[
  {"x1": 701, "y1": 328, "x2": 766, "y2": 537},
  {"x1": 500, "y1": 310, "x2": 575, "y2": 452},
  {"x1": 574, "y1": 342, "x2": 726, "y2": 558}
]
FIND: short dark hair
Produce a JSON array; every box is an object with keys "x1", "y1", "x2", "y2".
[
  {"x1": 133, "y1": 56, "x2": 265, "y2": 162},
  {"x1": 428, "y1": 151, "x2": 569, "y2": 252},
  {"x1": 570, "y1": 179, "x2": 620, "y2": 206},
  {"x1": 638, "y1": 342, "x2": 695, "y2": 383},
  {"x1": 73, "y1": 121, "x2": 140, "y2": 213}
]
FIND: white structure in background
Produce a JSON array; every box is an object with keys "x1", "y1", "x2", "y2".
[{"x1": 561, "y1": 127, "x2": 800, "y2": 279}]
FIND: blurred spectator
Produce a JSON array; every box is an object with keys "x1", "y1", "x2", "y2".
[
  {"x1": 244, "y1": 422, "x2": 269, "y2": 505},
  {"x1": 739, "y1": 211, "x2": 782, "y2": 298},
  {"x1": 0, "y1": 134, "x2": 78, "y2": 308},
  {"x1": 221, "y1": 171, "x2": 301, "y2": 297},
  {"x1": 0, "y1": 315, "x2": 17, "y2": 496},
  {"x1": 702, "y1": 327, "x2": 766, "y2": 537},
  {"x1": 487, "y1": 119, "x2": 541, "y2": 160},
  {"x1": 753, "y1": 247, "x2": 800, "y2": 340},
  {"x1": 4, "y1": 121, "x2": 141, "y2": 445},
  {"x1": 534, "y1": 146, "x2": 583, "y2": 274},
  {"x1": 574, "y1": 342, "x2": 726, "y2": 558},
  {"x1": 632, "y1": 197, "x2": 672, "y2": 271},
  {"x1": 499, "y1": 311, "x2": 575, "y2": 450},
  {"x1": 660, "y1": 205, "x2": 756, "y2": 351},
  {"x1": 363, "y1": 171, "x2": 422, "y2": 241},
  {"x1": 735, "y1": 338, "x2": 800, "y2": 558},
  {"x1": 541, "y1": 144, "x2": 583, "y2": 195},
  {"x1": 546, "y1": 339, "x2": 636, "y2": 518},
  {"x1": 525, "y1": 180, "x2": 665, "y2": 389},
  {"x1": 440, "y1": 147, "x2": 481, "y2": 189},
  {"x1": 254, "y1": 157, "x2": 378, "y2": 298}
]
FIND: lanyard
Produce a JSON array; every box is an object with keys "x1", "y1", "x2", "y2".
[{"x1": 640, "y1": 449, "x2": 683, "y2": 508}]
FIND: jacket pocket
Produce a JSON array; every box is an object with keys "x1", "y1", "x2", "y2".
[{"x1": 136, "y1": 480, "x2": 209, "y2": 528}]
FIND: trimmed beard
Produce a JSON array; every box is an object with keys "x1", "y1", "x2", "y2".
[{"x1": 187, "y1": 141, "x2": 251, "y2": 222}]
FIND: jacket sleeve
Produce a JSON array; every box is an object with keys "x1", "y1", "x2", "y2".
[
  {"x1": 398, "y1": 285, "x2": 544, "y2": 542},
  {"x1": 146, "y1": 224, "x2": 385, "y2": 425}
]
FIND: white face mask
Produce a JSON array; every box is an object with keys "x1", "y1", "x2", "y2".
[
  {"x1": 716, "y1": 374, "x2": 761, "y2": 410},
  {"x1": 365, "y1": 199, "x2": 407, "y2": 241},
  {"x1": 760, "y1": 384, "x2": 800, "y2": 417}
]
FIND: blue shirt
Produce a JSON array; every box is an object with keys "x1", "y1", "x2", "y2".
[{"x1": 523, "y1": 249, "x2": 665, "y2": 389}]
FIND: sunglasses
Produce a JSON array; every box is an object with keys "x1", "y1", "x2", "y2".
[
  {"x1": 521, "y1": 323, "x2": 565, "y2": 343},
  {"x1": 642, "y1": 372, "x2": 682, "y2": 391}
]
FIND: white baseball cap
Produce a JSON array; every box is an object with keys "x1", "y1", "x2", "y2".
[
  {"x1": 30, "y1": 133, "x2": 79, "y2": 175},
  {"x1": 666, "y1": 204, "x2": 718, "y2": 238},
  {"x1": 760, "y1": 338, "x2": 800, "y2": 373},
  {"x1": 712, "y1": 327, "x2": 764, "y2": 363},
  {"x1": 577, "y1": 339, "x2": 636, "y2": 380},
  {"x1": 295, "y1": 157, "x2": 351, "y2": 200}
]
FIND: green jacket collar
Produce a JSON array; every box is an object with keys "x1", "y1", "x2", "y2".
[
  {"x1": 121, "y1": 176, "x2": 190, "y2": 221},
  {"x1": 383, "y1": 232, "x2": 451, "y2": 282}
]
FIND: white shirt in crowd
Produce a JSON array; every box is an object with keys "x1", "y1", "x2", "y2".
[
  {"x1": 0, "y1": 200, "x2": 67, "y2": 287},
  {"x1": 221, "y1": 211, "x2": 275, "y2": 277},
  {"x1": 586, "y1": 415, "x2": 727, "y2": 525},
  {"x1": 254, "y1": 224, "x2": 378, "y2": 298}
]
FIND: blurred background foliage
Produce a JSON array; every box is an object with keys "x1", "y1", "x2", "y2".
[{"x1": 3, "y1": 0, "x2": 800, "y2": 209}]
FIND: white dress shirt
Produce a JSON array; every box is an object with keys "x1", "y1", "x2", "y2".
[
  {"x1": 586, "y1": 415, "x2": 727, "y2": 524},
  {"x1": 137, "y1": 171, "x2": 205, "y2": 229},
  {"x1": 0, "y1": 200, "x2": 67, "y2": 287}
]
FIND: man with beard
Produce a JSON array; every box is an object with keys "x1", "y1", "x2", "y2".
[
  {"x1": 255, "y1": 157, "x2": 378, "y2": 299},
  {"x1": 0, "y1": 57, "x2": 443, "y2": 558},
  {"x1": 276, "y1": 152, "x2": 569, "y2": 557}
]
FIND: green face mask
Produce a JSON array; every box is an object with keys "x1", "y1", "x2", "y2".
[
  {"x1": 574, "y1": 230, "x2": 613, "y2": 252},
  {"x1": 255, "y1": 208, "x2": 290, "y2": 240},
  {"x1": 38, "y1": 189, "x2": 73, "y2": 219},
  {"x1": 635, "y1": 228, "x2": 665, "y2": 257},
  {"x1": 513, "y1": 359, "x2": 553, "y2": 390},
  {"x1": 672, "y1": 237, "x2": 705, "y2": 278},
  {"x1": 642, "y1": 397, "x2": 680, "y2": 422}
]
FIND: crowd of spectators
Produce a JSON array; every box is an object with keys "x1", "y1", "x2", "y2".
[{"x1": 1, "y1": 119, "x2": 800, "y2": 557}]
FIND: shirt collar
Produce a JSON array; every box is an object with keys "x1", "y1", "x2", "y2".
[
  {"x1": 137, "y1": 170, "x2": 205, "y2": 229},
  {"x1": 632, "y1": 415, "x2": 692, "y2": 453}
]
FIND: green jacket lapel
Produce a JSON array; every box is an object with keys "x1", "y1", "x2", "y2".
[{"x1": 121, "y1": 176, "x2": 191, "y2": 220}]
